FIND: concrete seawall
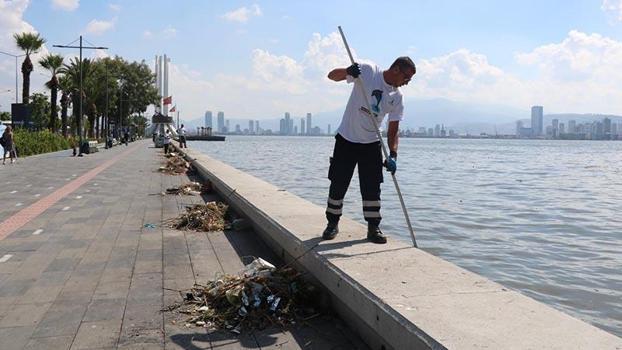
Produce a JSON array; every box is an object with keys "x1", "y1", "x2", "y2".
[{"x1": 179, "y1": 147, "x2": 622, "y2": 350}]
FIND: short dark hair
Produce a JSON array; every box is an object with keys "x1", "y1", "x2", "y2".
[{"x1": 390, "y1": 56, "x2": 416, "y2": 74}]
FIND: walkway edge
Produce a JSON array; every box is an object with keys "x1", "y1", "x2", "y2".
[{"x1": 179, "y1": 147, "x2": 622, "y2": 350}]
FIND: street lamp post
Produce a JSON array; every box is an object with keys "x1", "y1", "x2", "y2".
[
  {"x1": 53, "y1": 36, "x2": 107, "y2": 156},
  {"x1": 105, "y1": 63, "x2": 109, "y2": 148},
  {"x1": 0, "y1": 51, "x2": 26, "y2": 104}
]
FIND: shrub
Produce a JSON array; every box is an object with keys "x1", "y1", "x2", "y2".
[{"x1": 12, "y1": 129, "x2": 76, "y2": 157}]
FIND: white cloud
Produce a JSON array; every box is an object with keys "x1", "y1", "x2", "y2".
[
  {"x1": 602, "y1": 0, "x2": 622, "y2": 21},
  {"x1": 52, "y1": 0, "x2": 79, "y2": 11},
  {"x1": 164, "y1": 31, "x2": 352, "y2": 119},
  {"x1": 93, "y1": 49, "x2": 109, "y2": 59},
  {"x1": 513, "y1": 30, "x2": 622, "y2": 113},
  {"x1": 142, "y1": 26, "x2": 177, "y2": 40},
  {"x1": 162, "y1": 25, "x2": 177, "y2": 38},
  {"x1": 0, "y1": 0, "x2": 49, "y2": 107},
  {"x1": 109, "y1": 3, "x2": 120, "y2": 12},
  {"x1": 406, "y1": 49, "x2": 527, "y2": 108},
  {"x1": 85, "y1": 17, "x2": 116, "y2": 35},
  {"x1": 221, "y1": 4, "x2": 262, "y2": 23},
  {"x1": 401, "y1": 30, "x2": 622, "y2": 115},
  {"x1": 303, "y1": 32, "x2": 351, "y2": 73}
]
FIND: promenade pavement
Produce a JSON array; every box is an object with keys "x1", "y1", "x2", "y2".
[{"x1": 0, "y1": 140, "x2": 366, "y2": 349}]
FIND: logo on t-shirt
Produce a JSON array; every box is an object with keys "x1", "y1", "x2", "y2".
[{"x1": 371, "y1": 90, "x2": 383, "y2": 113}]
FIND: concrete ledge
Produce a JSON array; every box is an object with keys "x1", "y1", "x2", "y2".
[{"x1": 180, "y1": 148, "x2": 622, "y2": 350}]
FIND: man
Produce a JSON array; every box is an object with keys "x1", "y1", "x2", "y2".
[
  {"x1": 163, "y1": 129, "x2": 172, "y2": 154},
  {"x1": 322, "y1": 57, "x2": 416, "y2": 244},
  {"x1": 177, "y1": 124, "x2": 187, "y2": 148}
]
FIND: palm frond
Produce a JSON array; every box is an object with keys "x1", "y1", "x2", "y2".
[
  {"x1": 39, "y1": 54, "x2": 64, "y2": 74},
  {"x1": 13, "y1": 32, "x2": 46, "y2": 56}
]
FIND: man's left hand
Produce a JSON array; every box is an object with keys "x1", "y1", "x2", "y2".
[{"x1": 384, "y1": 157, "x2": 397, "y2": 175}]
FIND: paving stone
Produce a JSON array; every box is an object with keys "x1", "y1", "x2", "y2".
[
  {"x1": 0, "y1": 278, "x2": 35, "y2": 297},
  {"x1": 118, "y1": 328, "x2": 164, "y2": 349},
  {"x1": 44, "y1": 258, "x2": 80, "y2": 273},
  {"x1": 70, "y1": 320, "x2": 122, "y2": 349},
  {"x1": 15, "y1": 285, "x2": 63, "y2": 304},
  {"x1": 0, "y1": 325, "x2": 35, "y2": 350},
  {"x1": 92, "y1": 279, "x2": 130, "y2": 300},
  {"x1": 23, "y1": 335, "x2": 74, "y2": 350},
  {"x1": 82, "y1": 298, "x2": 126, "y2": 322},
  {"x1": 0, "y1": 302, "x2": 52, "y2": 328},
  {"x1": 32, "y1": 303, "x2": 87, "y2": 338}
]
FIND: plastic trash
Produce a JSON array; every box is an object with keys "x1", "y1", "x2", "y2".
[{"x1": 241, "y1": 258, "x2": 275, "y2": 278}]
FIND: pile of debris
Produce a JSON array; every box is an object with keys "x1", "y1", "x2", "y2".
[
  {"x1": 165, "y1": 202, "x2": 228, "y2": 232},
  {"x1": 165, "y1": 181, "x2": 212, "y2": 196},
  {"x1": 158, "y1": 154, "x2": 191, "y2": 175},
  {"x1": 176, "y1": 258, "x2": 320, "y2": 332}
]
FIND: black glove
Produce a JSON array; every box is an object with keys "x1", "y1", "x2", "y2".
[{"x1": 346, "y1": 63, "x2": 361, "y2": 78}]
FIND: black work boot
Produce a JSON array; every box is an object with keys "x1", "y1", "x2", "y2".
[
  {"x1": 367, "y1": 224, "x2": 387, "y2": 244},
  {"x1": 322, "y1": 222, "x2": 339, "y2": 240}
]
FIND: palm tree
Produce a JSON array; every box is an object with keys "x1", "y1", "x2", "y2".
[
  {"x1": 13, "y1": 32, "x2": 46, "y2": 104},
  {"x1": 58, "y1": 75, "x2": 72, "y2": 137},
  {"x1": 39, "y1": 54, "x2": 64, "y2": 131},
  {"x1": 60, "y1": 58, "x2": 92, "y2": 139}
]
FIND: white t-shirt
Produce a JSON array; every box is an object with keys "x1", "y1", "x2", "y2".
[
  {"x1": 178, "y1": 127, "x2": 186, "y2": 136},
  {"x1": 336, "y1": 63, "x2": 404, "y2": 144},
  {"x1": 163, "y1": 133, "x2": 171, "y2": 144}
]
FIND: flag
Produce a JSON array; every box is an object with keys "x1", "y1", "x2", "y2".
[
  {"x1": 162, "y1": 96, "x2": 172, "y2": 105},
  {"x1": 169, "y1": 105, "x2": 176, "y2": 113}
]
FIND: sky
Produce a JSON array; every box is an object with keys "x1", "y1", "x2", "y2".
[{"x1": 2, "y1": 0, "x2": 622, "y2": 123}]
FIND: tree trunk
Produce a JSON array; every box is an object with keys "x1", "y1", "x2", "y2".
[
  {"x1": 88, "y1": 103, "x2": 96, "y2": 138},
  {"x1": 21, "y1": 56, "x2": 33, "y2": 104},
  {"x1": 95, "y1": 115, "x2": 100, "y2": 139},
  {"x1": 60, "y1": 92, "x2": 69, "y2": 137},
  {"x1": 49, "y1": 79, "x2": 58, "y2": 131},
  {"x1": 72, "y1": 92, "x2": 80, "y2": 137}
]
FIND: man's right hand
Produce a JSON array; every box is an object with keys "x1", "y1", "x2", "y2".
[{"x1": 346, "y1": 63, "x2": 361, "y2": 78}]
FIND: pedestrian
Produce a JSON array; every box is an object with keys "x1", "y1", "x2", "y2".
[
  {"x1": 1, "y1": 125, "x2": 17, "y2": 165},
  {"x1": 124, "y1": 129, "x2": 129, "y2": 146},
  {"x1": 177, "y1": 124, "x2": 187, "y2": 148},
  {"x1": 163, "y1": 129, "x2": 171, "y2": 154},
  {"x1": 321, "y1": 57, "x2": 416, "y2": 244}
]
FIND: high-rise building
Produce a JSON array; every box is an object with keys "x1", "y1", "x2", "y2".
[
  {"x1": 204, "y1": 111, "x2": 213, "y2": 128},
  {"x1": 434, "y1": 124, "x2": 441, "y2": 137},
  {"x1": 328, "y1": 124, "x2": 331, "y2": 135},
  {"x1": 604, "y1": 117, "x2": 612, "y2": 135},
  {"x1": 552, "y1": 119, "x2": 559, "y2": 138},
  {"x1": 235, "y1": 124, "x2": 241, "y2": 134},
  {"x1": 568, "y1": 120, "x2": 576, "y2": 134},
  {"x1": 248, "y1": 120, "x2": 254, "y2": 134},
  {"x1": 217, "y1": 112, "x2": 225, "y2": 133},
  {"x1": 306, "y1": 113, "x2": 312, "y2": 135},
  {"x1": 300, "y1": 118, "x2": 305, "y2": 135},
  {"x1": 225, "y1": 119, "x2": 230, "y2": 133},
  {"x1": 255, "y1": 120, "x2": 259, "y2": 134},
  {"x1": 531, "y1": 106, "x2": 543, "y2": 136},
  {"x1": 559, "y1": 123, "x2": 565, "y2": 134},
  {"x1": 280, "y1": 112, "x2": 294, "y2": 135}
]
